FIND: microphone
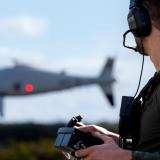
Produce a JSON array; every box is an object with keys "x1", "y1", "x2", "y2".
[{"x1": 123, "y1": 29, "x2": 138, "y2": 52}]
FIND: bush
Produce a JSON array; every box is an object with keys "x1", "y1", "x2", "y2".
[{"x1": 0, "y1": 139, "x2": 65, "y2": 160}]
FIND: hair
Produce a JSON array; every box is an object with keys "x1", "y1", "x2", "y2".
[{"x1": 143, "y1": 0, "x2": 160, "y2": 30}]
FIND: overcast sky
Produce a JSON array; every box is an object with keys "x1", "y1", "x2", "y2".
[{"x1": 0, "y1": 0, "x2": 156, "y2": 124}]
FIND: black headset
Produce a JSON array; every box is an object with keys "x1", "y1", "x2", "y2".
[
  {"x1": 123, "y1": 0, "x2": 152, "y2": 98},
  {"x1": 128, "y1": 0, "x2": 152, "y2": 37}
]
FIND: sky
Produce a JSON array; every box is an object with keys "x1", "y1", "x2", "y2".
[{"x1": 0, "y1": 0, "x2": 156, "y2": 124}]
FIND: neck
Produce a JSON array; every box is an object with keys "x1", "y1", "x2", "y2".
[{"x1": 150, "y1": 51, "x2": 160, "y2": 72}]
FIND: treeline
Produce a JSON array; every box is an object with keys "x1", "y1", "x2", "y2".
[
  {"x1": 0, "y1": 122, "x2": 118, "y2": 160},
  {"x1": 0, "y1": 122, "x2": 118, "y2": 143},
  {"x1": 0, "y1": 123, "x2": 65, "y2": 143},
  {"x1": 0, "y1": 123, "x2": 66, "y2": 160}
]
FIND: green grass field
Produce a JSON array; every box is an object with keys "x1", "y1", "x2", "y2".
[{"x1": 0, "y1": 139, "x2": 65, "y2": 160}]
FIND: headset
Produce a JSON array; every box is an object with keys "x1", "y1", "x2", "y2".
[
  {"x1": 128, "y1": 0, "x2": 151, "y2": 37},
  {"x1": 123, "y1": 0, "x2": 152, "y2": 52},
  {"x1": 123, "y1": 0, "x2": 152, "y2": 98}
]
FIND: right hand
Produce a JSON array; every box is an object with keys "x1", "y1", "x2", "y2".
[{"x1": 75, "y1": 124, "x2": 120, "y2": 144}]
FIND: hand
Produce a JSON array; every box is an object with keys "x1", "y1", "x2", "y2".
[
  {"x1": 75, "y1": 124, "x2": 119, "y2": 144},
  {"x1": 75, "y1": 133, "x2": 131, "y2": 160}
]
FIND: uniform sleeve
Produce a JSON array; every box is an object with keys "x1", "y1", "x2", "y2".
[{"x1": 132, "y1": 151, "x2": 160, "y2": 160}]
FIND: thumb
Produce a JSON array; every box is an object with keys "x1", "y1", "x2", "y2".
[{"x1": 93, "y1": 132, "x2": 111, "y2": 143}]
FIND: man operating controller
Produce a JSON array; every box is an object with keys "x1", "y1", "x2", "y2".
[{"x1": 74, "y1": 0, "x2": 160, "y2": 160}]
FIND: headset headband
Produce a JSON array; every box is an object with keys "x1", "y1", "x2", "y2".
[{"x1": 130, "y1": 0, "x2": 143, "y2": 9}]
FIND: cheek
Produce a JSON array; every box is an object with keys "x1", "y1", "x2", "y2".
[
  {"x1": 141, "y1": 38, "x2": 148, "y2": 50},
  {"x1": 135, "y1": 37, "x2": 141, "y2": 46},
  {"x1": 135, "y1": 38, "x2": 143, "y2": 50}
]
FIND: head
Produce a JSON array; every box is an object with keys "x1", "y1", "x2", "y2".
[{"x1": 127, "y1": 0, "x2": 160, "y2": 56}]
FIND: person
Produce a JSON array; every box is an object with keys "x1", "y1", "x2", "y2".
[{"x1": 75, "y1": 0, "x2": 160, "y2": 159}]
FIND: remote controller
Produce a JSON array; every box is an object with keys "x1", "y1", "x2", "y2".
[{"x1": 54, "y1": 115, "x2": 103, "y2": 159}]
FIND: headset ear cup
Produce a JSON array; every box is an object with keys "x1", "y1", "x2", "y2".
[{"x1": 128, "y1": 7, "x2": 152, "y2": 37}]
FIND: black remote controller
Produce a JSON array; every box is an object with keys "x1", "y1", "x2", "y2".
[{"x1": 54, "y1": 115, "x2": 103, "y2": 157}]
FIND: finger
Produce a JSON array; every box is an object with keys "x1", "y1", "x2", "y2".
[
  {"x1": 84, "y1": 156, "x2": 91, "y2": 160},
  {"x1": 75, "y1": 125, "x2": 98, "y2": 133},
  {"x1": 76, "y1": 122, "x2": 85, "y2": 127},
  {"x1": 75, "y1": 149, "x2": 89, "y2": 158},
  {"x1": 75, "y1": 147, "x2": 93, "y2": 158},
  {"x1": 93, "y1": 132, "x2": 113, "y2": 143},
  {"x1": 73, "y1": 123, "x2": 85, "y2": 130}
]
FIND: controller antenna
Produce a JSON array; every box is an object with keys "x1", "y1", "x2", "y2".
[{"x1": 67, "y1": 115, "x2": 83, "y2": 127}]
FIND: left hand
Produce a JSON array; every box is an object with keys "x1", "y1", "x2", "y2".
[{"x1": 75, "y1": 132, "x2": 131, "y2": 160}]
